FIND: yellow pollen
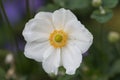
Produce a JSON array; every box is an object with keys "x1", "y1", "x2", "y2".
[{"x1": 49, "y1": 30, "x2": 67, "y2": 48}]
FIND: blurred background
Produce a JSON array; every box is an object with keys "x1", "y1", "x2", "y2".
[{"x1": 0, "y1": 0, "x2": 120, "y2": 80}]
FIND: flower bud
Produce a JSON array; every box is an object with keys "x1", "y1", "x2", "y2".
[
  {"x1": 5, "y1": 53, "x2": 14, "y2": 64},
  {"x1": 99, "y1": 6, "x2": 106, "y2": 15},
  {"x1": 108, "y1": 31, "x2": 120, "y2": 43},
  {"x1": 92, "y1": 0, "x2": 102, "y2": 7},
  {"x1": 6, "y1": 67, "x2": 16, "y2": 80}
]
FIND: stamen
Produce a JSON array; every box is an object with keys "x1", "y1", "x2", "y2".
[{"x1": 49, "y1": 30, "x2": 67, "y2": 48}]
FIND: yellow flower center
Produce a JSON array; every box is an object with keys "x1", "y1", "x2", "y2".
[
  {"x1": 55, "y1": 34, "x2": 63, "y2": 42},
  {"x1": 49, "y1": 30, "x2": 67, "y2": 48}
]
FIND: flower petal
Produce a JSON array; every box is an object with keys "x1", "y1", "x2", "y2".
[
  {"x1": 22, "y1": 19, "x2": 54, "y2": 42},
  {"x1": 24, "y1": 41, "x2": 51, "y2": 62},
  {"x1": 64, "y1": 20, "x2": 93, "y2": 41},
  {"x1": 52, "y1": 8, "x2": 77, "y2": 29},
  {"x1": 62, "y1": 45, "x2": 82, "y2": 75},
  {"x1": 68, "y1": 39, "x2": 92, "y2": 54},
  {"x1": 34, "y1": 12, "x2": 52, "y2": 23},
  {"x1": 42, "y1": 48, "x2": 61, "y2": 75},
  {"x1": 64, "y1": 20, "x2": 93, "y2": 53}
]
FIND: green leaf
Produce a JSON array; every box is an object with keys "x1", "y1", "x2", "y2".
[
  {"x1": 91, "y1": 9, "x2": 113, "y2": 23},
  {"x1": 102, "y1": 0, "x2": 119, "y2": 8},
  {"x1": 57, "y1": 75, "x2": 74, "y2": 80},
  {"x1": 15, "y1": 52, "x2": 38, "y2": 75},
  {"x1": 53, "y1": 0, "x2": 93, "y2": 17},
  {"x1": 0, "y1": 67, "x2": 6, "y2": 80},
  {"x1": 54, "y1": 0, "x2": 66, "y2": 7},
  {"x1": 0, "y1": 50, "x2": 10, "y2": 66},
  {"x1": 54, "y1": 0, "x2": 91, "y2": 9},
  {"x1": 39, "y1": 4, "x2": 60, "y2": 12},
  {"x1": 15, "y1": 52, "x2": 47, "y2": 77},
  {"x1": 97, "y1": 75, "x2": 108, "y2": 80},
  {"x1": 110, "y1": 59, "x2": 120, "y2": 76},
  {"x1": 0, "y1": 24, "x2": 14, "y2": 46}
]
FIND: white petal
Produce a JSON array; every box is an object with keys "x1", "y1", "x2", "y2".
[
  {"x1": 24, "y1": 41, "x2": 51, "y2": 62},
  {"x1": 62, "y1": 45, "x2": 82, "y2": 75},
  {"x1": 68, "y1": 39, "x2": 92, "y2": 54},
  {"x1": 64, "y1": 20, "x2": 93, "y2": 53},
  {"x1": 22, "y1": 19, "x2": 54, "y2": 42},
  {"x1": 64, "y1": 20, "x2": 84, "y2": 33},
  {"x1": 42, "y1": 48, "x2": 61, "y2": 75},
  {"x1": 34, "y1": 12, "x2": 52, "y2": 22},
  {"x1": 64, "y1": 20, "x2": 93, "y2": 40},
  {"x1": 52, "y1": 8, "x2": 77, "y2": 29}
]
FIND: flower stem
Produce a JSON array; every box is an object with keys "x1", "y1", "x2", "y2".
[
  {"x1": 0, "y1": 1, "x2": 12, "y2": 31},
  {"x1": 115, "y1": 43, "x2": 120, "y2": 56},
  {"x1": 99, "y1": 6, "x2": 106, "y2": 14},
  {"x1": 26, "y1": 0, "x2": 31, "y2": 19},
  {"x1": 99, "y1": 24, "x2": 103, "y2": 48},
  {"x1": 110, "y1": 43, "x2": 120, "y2": 65},
  {"x1": 0, "y1": 1, "x2": 19, "y2": 52}
]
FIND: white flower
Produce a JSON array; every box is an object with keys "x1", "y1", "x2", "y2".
[{"x1": 22, "y1": 8, "x2": 93, "y2": 75}]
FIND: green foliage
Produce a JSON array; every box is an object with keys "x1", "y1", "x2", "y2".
[
  {"x1": 91, "y1": 0, "x2": 119, "y2": 23},
  {"x1": 54, "y1": 0, "x2": 91, "y2": 9},
  {"x1": 40, "y1": 4, "x2": 60, "y2": 12},
  {"x1": 102, "y1": 0, "x2": 119, "y2": 8},
  {"x1": 15, "y1": 52, "x2": 40, "y2": 75},
  {"x1": 0, "y1": 24, "x2": 15, "y2": 48},
  {"x1": 40, "y1": 0, "x2": 93, "y2": 18},
  {"x1": 57, "y1": 75, "x2": 75, "y2": 80},
  {"x1": 0, "y1": 50, "x2": 10, "y2": 67},
  {"x1": 15, "y1": 52, "x2": 51, "y2": 80},
  {"x1": 91, "y1": 9, "x2": 113, "y2": 23},
  {"x1": 110, "y1": 59, "x2": 120, "y2": 76},
  {"x1": 0, "y1": 67, "x2": 6, "y2": 80}
]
